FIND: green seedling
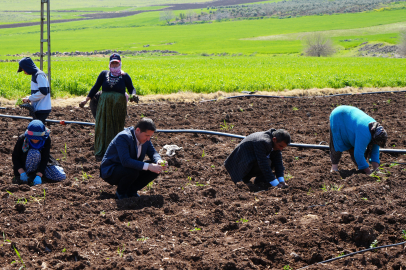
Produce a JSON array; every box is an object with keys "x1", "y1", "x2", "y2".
[
  {"x1": 60, "y1": 143, "x2": 67, "y2": 160},
  {"x1": 202, "y1": 149, "x2": 206, "y2": 158},
  {"x1": 81, "y1": 171, "x2": 93, "y2": 181},
  {"x1": 144, "y1": 181, "x2": 154, "y2": 191},
  {"x1": 220, "y1": 120, "x2": 234, "y2": 130},
  {"x1": 361, "y1": 197, "x2": 368, "y2": 201},
  {"x1": 236, "y1": 218, "x2": 248, "y2": 223},
  {"x1": 160, "y1": 160, "x2": 167, "y2": 167},
  {"x1": 100, "y1": 211, "x2": 106, "y2": 216},
  {"x1": 136, "y1": 237, "x2": 149, "y2": 242},
  {"x1": 1, "y1": 232, "x2": 11, "y2": 247},
  {"x1": 7, "y1": 191, "x2": 28, "y2": 205},
  {"x1": 140, "y1": 113, "x2": 145, "y2": 118},
  {"x1": 292, "y1": 107, "x2": 299, "y2": 111},
  {"x1": 239, "y1": 108, "x2": 244, "y2": 112},
  {"x1": 283, "y1": 265, "x2": 293, "y2": 270},
  {"x1": 195, "y1": 182, "x2": 205, "y2": 187},
  {"x1": 127, "y1": 222, "x2": 130, "y2": 227},
  {"x1": 307, "y1": 188, "x2": 313, "y2": 195},
  {"x1": 402, "y1": 230, "x2": 406, "y2": 240},
  {"x1": 370, "y1": 239, "x2": 378, "y2": 249},
  {"x1": 13, "y1": 246, "x2": 25, "y2": 269},
  {"x1": 62, "y1": 248, "x2": 66, "y2": 253},
  {"x1": 285, "y1": 173, "x2": 293, "y2": 180},
  {"x1": 117, "y1": 244, "x2": 125, "y2": 257},
  {"x1": 336, "y1": 251, "x2": 345, "y2": 257},
  {"x1": 321, "y1": 183, "x2": 344, "y2": 192},
  {"x1": 211, "y1": 165, "x2": 215, "y2": 168},
  {"x1": 389, "y1": 162, "x2": 399, "y2": 168},
  {"x1": 15, "y1": 98, "x2": 23, "y2": 106},
  {"x1": 189, "y1": 227, "x2": 201, "y2": 232},
  {"x1": 370, "y1": 172, "x2": 381, "y2": 182},
  {"x1": 294, "y1": 156, "x2": 299, "y2": 160},
  {"x1": 387, "y1": 99, "x2": 391, "y2": 104}
]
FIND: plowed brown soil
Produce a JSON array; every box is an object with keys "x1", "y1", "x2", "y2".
[{"x1": 1, "y1": 92, "x2": 406, "y2": 270}]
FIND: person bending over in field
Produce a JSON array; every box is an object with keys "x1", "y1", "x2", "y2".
[
  {"x1": 100, "y1": 118, "x2": 168, "y2": 200},
  {"x1": 17, "y1": 57, "x2": 51, "y2": 124},
  {"x1": 224, "y1": 129, "x2": 291, "y2": 189},
  {"x1": 12, "y1": 120, "x2": 66, "y2": 186},
  {"x1": 329, "y1": 105, "x2": 388, "y2": 174}
]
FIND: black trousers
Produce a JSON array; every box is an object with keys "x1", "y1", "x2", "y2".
[
  {"x1": 242, "y1": 159, "x2": 273, "y2": 183},
  {"x1": 104, "y1": 162, "x2": 159, "y2": 195},
  {"x1": 35, "y1": 112, "x2": 50, "y2": 125}
]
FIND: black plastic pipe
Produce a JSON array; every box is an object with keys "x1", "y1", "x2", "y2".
[
  {"x1": 298, "y1": 241, "x2": 406, "y2": 269},
  {"x1": 1, "y1": 114, "x2": 406, "y2": 154},
  {"x1": 200, "y1": 89, "x2": 406, "y2": 102}
]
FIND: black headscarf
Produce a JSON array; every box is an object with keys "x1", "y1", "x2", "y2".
[{"x1": 365, "y1": 122, "x2": 388, "y2": 159}]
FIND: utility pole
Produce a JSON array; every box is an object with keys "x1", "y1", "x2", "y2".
[{"x1": 40, "y1": 0, "x2": 51, "y2": 92}]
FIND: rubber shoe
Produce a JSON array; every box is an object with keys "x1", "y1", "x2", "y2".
[{"x1": 115, "y1": 191, "x2": 128, "y2": 200}]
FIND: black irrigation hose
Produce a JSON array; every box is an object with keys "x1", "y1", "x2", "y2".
[
  {"x1": 1, "y1": 114, "x2": 406, "y2": 154},
  {"x1": 200, "y1": 89, "x2": 406, "y2": 102},
  {"x1": 298, "y1": 241, "x2": 406, "y2": 269}
]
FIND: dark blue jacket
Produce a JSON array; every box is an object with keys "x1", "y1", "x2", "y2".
[
  {"x1": 224, "y1": 129, "x2": 284, "y2": 183},
  {"x1": 100, "y1": 127, "x2": 161, "y2": 179}
]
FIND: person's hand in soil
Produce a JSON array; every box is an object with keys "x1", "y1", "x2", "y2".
[
  {"x1": 148, "y1": 163, "x2": 164, "y2": 174},
  {"x1": 158, "y1": 160, "x2": 168, "y2": 170},
  {"x1": 22, "y1": 97, "x2": 30, "y2": 103},
  {"x1": 277, "y1": 182, "x2": 288, "y2": 189},
  {"x1": 79, "y1": 97, "x2": 91, "y2": 108}
]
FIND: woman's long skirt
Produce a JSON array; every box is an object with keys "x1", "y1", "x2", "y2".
[{"x1": 94, "y1": 91, "x2": 127, "y2": 157}]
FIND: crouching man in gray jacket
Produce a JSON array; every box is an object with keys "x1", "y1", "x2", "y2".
[
  {"x1": 224, "y1": 129, "x2": 291, "y2": 189},
  {"x1": 100, "y1": 118, "x2": 167, "y2": 199}
]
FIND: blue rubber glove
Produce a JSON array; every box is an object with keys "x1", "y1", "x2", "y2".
[
  {"x1": 33, "y1": 176, "x2": 42, "y2": 186},
  {"x1": 20, "y1": 172, "x2": 28, "y2": 182}
]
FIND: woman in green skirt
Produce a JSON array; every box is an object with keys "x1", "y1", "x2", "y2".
[{"x1": 80, "y1": 53, "x2": 137, "y2": 158}]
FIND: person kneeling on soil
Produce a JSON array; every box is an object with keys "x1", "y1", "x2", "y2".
[
  {"x1": 329, "y1": 105, "x2": 388, "y2": 174},
  {"x1": 100, "y1": 118, "x2": 168, "y2": 200},
  {"x1": 12, "y1": 120, "x2": 66, "y2": 185},
  {"x1": 224, "y1": 129, "x2": 291, "y2": 189}
]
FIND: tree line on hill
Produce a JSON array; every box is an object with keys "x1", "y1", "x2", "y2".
[{"x1": 161, "y1": 0, "x2": 404, "y2": 24}]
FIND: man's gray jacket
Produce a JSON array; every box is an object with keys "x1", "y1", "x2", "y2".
[{"x1": 224, "y1": 129, "x2": 284, "y2": 184}]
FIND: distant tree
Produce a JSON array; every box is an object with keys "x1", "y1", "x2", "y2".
[
  {"x1": 302, "y1": 33, "x2": 335, "y2": 57},
  {"x1": 186, "y1": 10, "x2": 195, "y2": 23},
  {"x1": 160, "y1": 10, "x2": 175, "y2": 24},
  {"x1": 398, "y1": 30, "x2": 406, "y2": 56}
]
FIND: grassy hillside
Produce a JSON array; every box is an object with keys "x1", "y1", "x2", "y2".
[{"x1": 0, "y1": 9, "x2": 405, "y2": 55}]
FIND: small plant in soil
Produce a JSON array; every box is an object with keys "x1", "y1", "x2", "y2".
[
  {"x1": 236, "y1": 218, "x2": 248, "y2": 223},
  {"x1": 117, "y1": 244, "x2": 125, "y2": 257},
  {"x1": 292, "y1": 107, "x2": 299, "y2": 111},
  {"x1": 370, "y1": 239, "x2": 379, "y2": 249},
  {"x1": 31, "y1": 189, "x2": 46, "y2": 204},
  {"x1": 220, "y1": 120, "x2": 234, "y2": 130},
  {"x1": 336, "y1": 251, "x2": 345, "y2": 257},
  {"x1": 389, "y1": 162, "x2": 399, "y2": 168},
  {"x1": 283, "y1": 265, "x2": 292, "y2": 270},
  {"x1": 59, "y1": 143, "x2": 67, "y2": 160},
  {"x1": 402, "y1": 230, "x2": 406, "y2": 240},
  {"x1": 144, "y1": 181, "x2": 154, "y2": 191},
  {"x1": 202, "y1": 149, "x2": 206, "y2": 158},
  {"x1": 1, "y1": 232, "x2": 11, "y2": 246},
  {"x1": 62, "y1": 248, "x2": 66, "y2": 253},
  {"x1": 189, "y1": 227, "x2": 201, "y2": 232},
  {"x1": 361, "y1": 197, "x2": 368, "y2": 201},
  {"x1": 370, "y1": 172, "x2": 381, "y2": 182},
  {"x1": 7, "y1": 191, "x2": 28, "y2": 205},
  {"x1": 239, "y1": 108, "x2": 244, "y2": 112},
  {"x1": 294, "y1": 156, "x2": 299, "y2": 160},
  {"x1": 100, "y1": 211, "x2": 106, "y2": 217},
  {"x1": 136, "y1": 237, "x2": 149, "y2": 242},
  {"x1": 321, "y1": 183, "x2": 343, "y2": 192},
  {"x1": 140, "y1": 113, "x2": 145, "y2": 118},
  {"x1": 211, "y1": 165, "x2": 215, "y2": 168},
  {"x1": 81, "y1": 171, "x2": 92, "y2": 181},
  {"x1": 285, "y1": 173, "x2": 293, "y2": 180},
  {"x1": 387, "y1": 99, "x2": 391, "y2": 104},
  {"x1": 195, "y1": 182, "x2": 206, "y2": 187},
  {"x1": 11, "y1": 245, "x2": 25, "y2": 269},
  {"x1": 307, "y1": 188, "x2": 313, "y2": 195}
]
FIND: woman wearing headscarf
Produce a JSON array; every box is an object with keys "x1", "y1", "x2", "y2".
[
  {"x1": 329, "y1": 105, "x2": 388, "y2": 174},
  {"x1": 12, "y1": 120, "x2": 66, "y2": 185},
  {"x1": 79, "y1": 53, "x2": 138, "y2": 158}
]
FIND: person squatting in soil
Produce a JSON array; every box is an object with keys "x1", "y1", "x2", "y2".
[
  {"x1": 17, "y1": 57, "x2": 52, "y2": 124},
  {"x1": 79, "y1": 53, "x2": 138, "y2": 159},
  {"x1": 224, "y1": 128, "x2": 291, "y2": 189},
  {"x1": 100, "y1": 118, "x2": 168, "y2": 200},
  {"x1": 329, "y1": 105, "x2": 388, "y2": 174},
  {"x1": 12, "y1": 120, "x2": 66, "y2": 186}
]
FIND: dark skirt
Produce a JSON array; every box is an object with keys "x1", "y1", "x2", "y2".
[{"x1": 94, "y1": 91, "x2": 127, "y2": 156}]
